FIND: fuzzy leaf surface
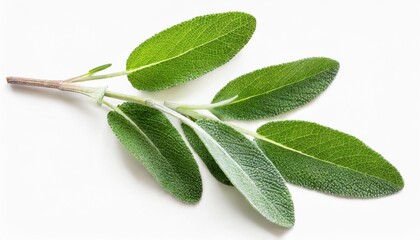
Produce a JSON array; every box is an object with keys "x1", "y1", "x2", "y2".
[
  {"x1": 256, "y1": 121, "x2": 404, "y2": 198},
  {"x1": 211, "y1": 57, "x2": 339, "y2": 120},
  {"x1": 107, "y1": 103, "x2": 202, "y2": 203},
  {"x1": 194, "y1": 120, "x2": 294, "y2": 227},
  {"x1": 126, "y1": 12, "x2": 256, "y2": 91},
  {"x1": 181, "y1": 123, "x2": 231, "y2": 185}
]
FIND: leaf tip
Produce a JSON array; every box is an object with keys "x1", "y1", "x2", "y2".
[{"x1": 394, "y1": 170, "x2": 405, "y2": 190}]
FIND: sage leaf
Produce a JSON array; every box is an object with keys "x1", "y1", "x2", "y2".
[
  {"x1": 88, "y1": 63, "x2": 112, "y2": 75},
  {"x1": 210, "y1": 57, "x2": 339, "y2": 120},
  {"x1": 107, "y1": 102, "x2": 202, "y2": 203},
  {"x1": 181, "y1": 123, "x2": 232, "y2": 186},
  {"x1": 126, "y1": 12, "x2": 256, "y2": 91},
  {"x1": 193, "y1": 120, "x2": 294, "y2": 227},
  {"x1": 256, "y1": 121, "x2": 404, "y2": 198}
]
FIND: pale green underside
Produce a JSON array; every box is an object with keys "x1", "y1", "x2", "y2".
[
  {"x1": 126, "y1": 12, "x2": 256, "y2": 91},
  {"x1": 256, "y1": 121, "x2": 404, "y2": 198},
  {"x1": 195, "y1": 120, "x2": 295, "y2": 227},
  {"x1": 211, "y1": 57, "x2": 339, "y2": 120},
  {"x1": 181, "y1": 123, "x2": 231, "y2": 185},
  {"x1": 107, "y1": 103, "x2": 202, "y2": 203}
]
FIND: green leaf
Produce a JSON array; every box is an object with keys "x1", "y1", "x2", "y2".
[
  {"x1": 107, "y1": 102, "x2": 202, "y2": 203},
  {"x1": 126, "y1": 12, "x2": 256, "y2": 91},
  {"x1": 181, "y1": 123, "x2": 232, "y2": 186},
  {"x1": 88, "y1": 63, "x2": 112, "y2": 75},
  {"x1": 193, "y1": 119, "x2": 294, "y2": 227},
  {"x1": 256, "y1": 121, "x2": 404, "y2": 198},
  {"x1": 210, "y1": 57, "x2": 340, "y2": 120}
]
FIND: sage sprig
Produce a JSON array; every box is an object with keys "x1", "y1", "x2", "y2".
[{"x1": 6, "y1": 11, "x2": 403, "y2": 228}]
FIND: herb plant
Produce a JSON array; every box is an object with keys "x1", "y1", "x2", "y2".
[{"x1": 6, "y1": 12, "x2": 404, "y2": 228}]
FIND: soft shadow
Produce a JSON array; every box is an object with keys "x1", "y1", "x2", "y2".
[{"x1": 218, "y1": 184, "x2": 291, "y2": 237}]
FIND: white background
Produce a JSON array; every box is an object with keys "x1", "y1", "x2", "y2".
[{"x1": 1, "y1": 1, "x2": 419, "y2": 239}]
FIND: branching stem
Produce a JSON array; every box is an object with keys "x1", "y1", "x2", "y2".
[
  {"x1": 104, "y1": 90, "x2": 146, "y2": 104},
  {"x1": 71, "y1": 70, "x2": 128, "y2": 82},
  {"x1": 5, "y1": 75, "x2": 274, "y2": 143}
]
